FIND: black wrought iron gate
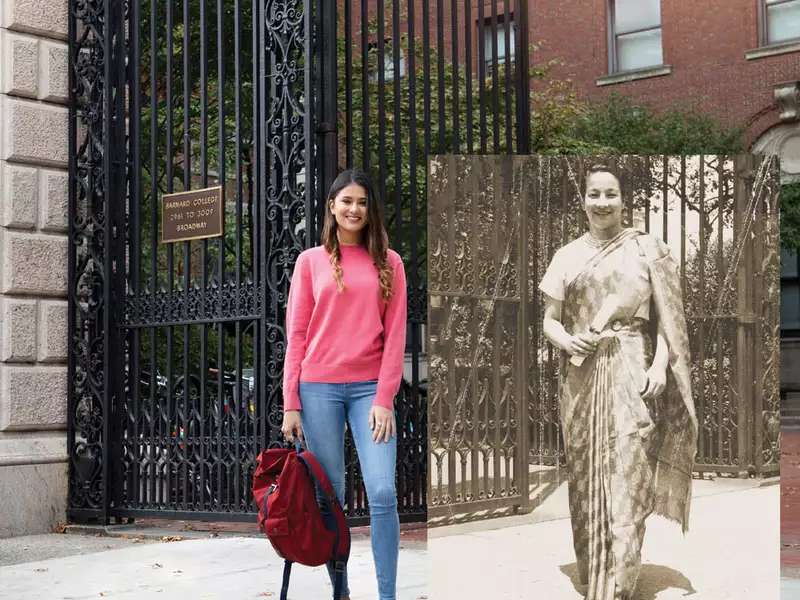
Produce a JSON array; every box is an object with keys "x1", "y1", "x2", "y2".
[{"x1": 67, "y1": 0, "x2": 426, "y2": 525}]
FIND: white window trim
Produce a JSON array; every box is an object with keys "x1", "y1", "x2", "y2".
[
  {"x1": 482, "y1": 13, "x2": 516, "y2": 72},
  {"x1": 596, "y1": 64, "x2": 672, "y2": 87},
  {"x1": 759, "y1": 0, "x2": 800, "y2": 48},
  {"x1": 607, "y1": 0, "x2": 664, "y2": 74}
]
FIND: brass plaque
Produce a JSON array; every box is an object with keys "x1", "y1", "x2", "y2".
[{"x1": 161, "y1": 186, "x2": 224, "y2": 243}]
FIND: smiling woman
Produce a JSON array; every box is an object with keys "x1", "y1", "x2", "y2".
[
  {"x1": 539, "y1": 163, "x2": 697, "y2": 600},
  {"x1": 280, "y1": 169, "x2": 407, "y2": 600}
]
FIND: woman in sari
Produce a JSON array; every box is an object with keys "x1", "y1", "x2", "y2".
[{"x1": 539, "y1": 164, "x2": 697, "y2": 600}]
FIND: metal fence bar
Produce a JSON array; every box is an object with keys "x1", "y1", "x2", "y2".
[
  {"x1": 181, "y1": 0, "x2": 193, "y2": 511},
  {"x1": 450, "y1": 0, "x2": 459, "y2": 152},
  {"x1": 129, "y1": 0, "x2": 143, "y2": 510},
  {"x1": 377, "y1": 0, "x2": 387, "y2": 205},
  {"x1": 436, "y1": 0, "x2": 445, "y2": 152},
  {"x1": 408, "y1": 0, "x2": 426, "y2": 518},
  {"x1": 490, "y1": 0, "x2": 500, "y2": 151},
  {"x1": 392, "y1": 0, "x2": 402, "y2": 253},
  {"x1": 514, "y1": 0, "x2": 531, "y2": 153},
  {"x1": 361, "y1": 0, "x2": 370, "y2": 170},
  {"x1": 198, "y1": 0, "x2": 209, "y2": 511},
  {"x1": 345, "y1": 0, "x2": 353, "y2": 169},
  {"x1": 148, "y1": 0, "x2": 160, "y2": 508},
  {"x1": 517, "y1": 156, "x2": 530, "y2": 510},
  {"x1": 698, "y1": 157, "x2": 706, "y2": 463},
  {"x1": 464, "y1": 0, "x2": 473, "y2": 153},
  {"x1": 423, "y1": 0, "x2": 431, "y2": 158},
  {"x1": 477, "y1": 0, "x2": 486, "y2": 153},
  {"x1": 716, "y1": 157, "x2": 725, "y2": 464},
  {"x1": 503, "y1": 10, "x2": 512, "y2": 151},
  {"x1": 735, "y1": 155, "x2": 749, "y2": 469}
]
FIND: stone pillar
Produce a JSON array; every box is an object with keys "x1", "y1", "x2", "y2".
[{"x1": 0, "y1": 0, "x2": 69, "y2": 538}]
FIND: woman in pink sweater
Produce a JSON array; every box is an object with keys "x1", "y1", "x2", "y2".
[{"x1": 281, "y1": 169, "x2": 407, "y2": 600}]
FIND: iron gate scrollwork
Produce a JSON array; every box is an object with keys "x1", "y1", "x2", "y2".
[{"x1": 68, "y1": 0, "x2": 427, "y2": 524}]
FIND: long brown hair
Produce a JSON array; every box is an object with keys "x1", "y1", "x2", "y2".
[{"x1": 320, "y1": 169, "x2": 394, "y2": 300}]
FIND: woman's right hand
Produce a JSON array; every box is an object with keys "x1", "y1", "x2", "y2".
[
  {"x1": 281, "y1": 410, "x2": 304, "y2": 443},
  {"x1": 564, "y1": 333, "x2": 598, "y2": 357}
]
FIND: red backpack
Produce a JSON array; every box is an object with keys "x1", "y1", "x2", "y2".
[{"x1": 252, "y1": 443, "x2": 350, "y2": 600}]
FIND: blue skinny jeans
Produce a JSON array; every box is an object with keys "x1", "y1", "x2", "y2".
[{"x1": 299, "y1": 380, "x2": 399, "y2": 600}]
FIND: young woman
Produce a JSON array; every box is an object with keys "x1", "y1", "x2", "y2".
[
  {"x1": 539, "y1": 164, "x2": 697, "y2": 600},
  {"x1": 281, "y1": 169, "x2": 406, "y2": 600}
]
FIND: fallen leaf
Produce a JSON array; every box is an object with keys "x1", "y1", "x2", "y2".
[
  {"x1": 161, "y1": 535, "x2": 184, "y2": 542},
  {"x1": 152, "y1": 563, "x2": 163, "y2": 569}
]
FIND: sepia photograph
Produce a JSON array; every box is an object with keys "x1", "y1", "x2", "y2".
[{"x1": 428, "y1": 154, "x2": 781, "y2": 599}]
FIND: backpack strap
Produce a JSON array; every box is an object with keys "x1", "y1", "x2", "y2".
[
  {"x1": 297, "y1": 451, "x2": 352, "y2": 564},
  {"x1": 332, "y1": 563, "x2": 345, "y2": 600},
  {"x1": 280, "y1": 560, "x2": 292, "y2": 600}
]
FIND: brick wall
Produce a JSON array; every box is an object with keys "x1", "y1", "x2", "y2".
[
  {"x1": 0, "y1": 0, "x2": 69, "y2": 538},
  {"x1": 531, "y1": 0, "x2": 799, "y2": 143}
]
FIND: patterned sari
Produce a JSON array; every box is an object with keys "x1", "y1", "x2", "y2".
[{"x1": 555, "y1": 228, "x2": 697, "y2": 600}]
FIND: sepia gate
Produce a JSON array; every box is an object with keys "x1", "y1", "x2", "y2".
[
  {"x1": 428, "y1": 154, "x2": 781, "y2": 524},
  {"x1": 67, "y1": 0, "x2": 434, "y2": 525}
]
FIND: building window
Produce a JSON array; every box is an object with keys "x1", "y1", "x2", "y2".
[
  {"x1": 608, "y1": 0, "x2": 663, "y2": 73},
  {"x1": 782, "y1": 249, "x2": 800, "y2": 332},
  {"x1": 483, "y1": 14, "x2": 516, "y2": 71},
  {"x1": 761, "y1": 0, "x2": 800, "y2": 46},
  {"x1": 368, "y1": 39, "x2": 406, "y2": 83}
]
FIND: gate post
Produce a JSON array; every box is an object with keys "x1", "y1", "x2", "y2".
[
  {"x1": 734, "y1": 154, "x2": 756, "y2": 473},
  {"x1": 67, "y1": 0, "x2": 128, "y2": 523}
]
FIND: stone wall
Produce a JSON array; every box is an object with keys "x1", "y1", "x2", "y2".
[{"x1": 0, "y1": 0, "x2": 69, "y2": 538}]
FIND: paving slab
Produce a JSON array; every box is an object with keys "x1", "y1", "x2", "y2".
[
  {"x1": 0, "y1": 534, "x2": 428, "y2": 600},
  {"x1": 430, "y1": 480, "x2": 778, "y2": 599}
]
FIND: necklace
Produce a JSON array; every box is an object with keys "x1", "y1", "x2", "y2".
[{"x1": 584, "y1": 231, "x2": 612, "y2": 249}]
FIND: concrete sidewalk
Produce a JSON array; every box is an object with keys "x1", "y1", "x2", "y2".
[
  {"x1": 430, "y1": 477, "x2": 778, "y2": 600},
  {"x1": 0, "y1": 530, "x2": 428, "y2": 599}
]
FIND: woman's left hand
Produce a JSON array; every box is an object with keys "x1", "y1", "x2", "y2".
[
  {"x1": 369, "y1": 405, "x2": 396, "y2": 443},
  {"x1": 642, "y1": 362, "x2": 667, "y2": 400}
]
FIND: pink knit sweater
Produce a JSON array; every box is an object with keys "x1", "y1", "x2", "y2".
[{"x1": 282, "y1": 244, "x2": 407, "y2": 411}]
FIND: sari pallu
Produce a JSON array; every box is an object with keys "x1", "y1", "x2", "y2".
[{"x1": 558, "y1": 228, "x2": 697, "y2": 600}]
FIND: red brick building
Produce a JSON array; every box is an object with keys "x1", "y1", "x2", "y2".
[
  {"x1": 346, "y1": 1, "x2": 798, "y2": 170},
  {"x1": 528, "y1": 0, "x2": 799, "y2": 158}
]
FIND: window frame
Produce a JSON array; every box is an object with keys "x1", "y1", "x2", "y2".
[
  {"x1": 759, "y1": 0, "x2": 800, "y2": 47},
  {"x1": 481, "y1": 12, "x2": 516, "y2": 73},
  {"x1": 607, "y1": 0, "x2": 663, "y2": 74},
  {"x1": 366, "y1": 37, "x2": 406, "y2": 83},
  {"x1": 782, "y1": 249, "x2": 800, "y2": 335}
]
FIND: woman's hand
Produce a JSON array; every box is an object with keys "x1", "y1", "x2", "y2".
[
  {"x1": 281, "y1": 410, "x2": 304, "y2": 443},
  {"x1": 369, "y1": 405, "x2": 396, "y2": 443},
  {"x1": 564, "y1": 333, "x2": 598, "y2": 358},
  {"x1": 642, "y1": 362, "x2": 667, "y2": 400},
  {"x1": 642, "y1": 321, "x2": 670, "y2": 401}
]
